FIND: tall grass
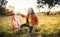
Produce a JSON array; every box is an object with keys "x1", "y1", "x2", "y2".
[{"x1": 0, "y1": 15, "x2": 60, "y2": 37}]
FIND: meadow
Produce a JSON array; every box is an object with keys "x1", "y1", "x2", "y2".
[{"x1": 0, "y1": 13, "x2": 60, "y2": 37}]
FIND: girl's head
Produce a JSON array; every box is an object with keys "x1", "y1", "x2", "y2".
[
  {"x1": 12, "y1": 11, "x2": 18, "y2": 15},
  {"x1": 28, "y1": 7, "x2": 35, "y2": 15}
]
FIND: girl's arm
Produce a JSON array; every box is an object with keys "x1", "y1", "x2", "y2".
[
  {"x1": 12, "y1": 16, "x2": 15, "y2": 30},
  {"x1": 35, "y1": 16, "x2": 38, "y2": 25},
  {"x1": 20, "y1": 14, "x2": 27, "y2": 18},
  {"x1": 34, "y1": 16, "x2": 38, "y2": 27}
]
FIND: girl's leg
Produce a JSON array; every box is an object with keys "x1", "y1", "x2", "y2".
[
  {"x1": 20, "y1": 23, "x2": 28, "y2": 30},
  {"x1": 28, "y1": 26, "x2": 33, "y2": 34}
]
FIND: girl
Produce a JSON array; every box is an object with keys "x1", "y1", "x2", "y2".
[
  {"x1": 20, "y1": 7, "x2": 38, "y2": 34},
  {"x1": 12, "y1": 12, "x2": 20, "y2": 31}
]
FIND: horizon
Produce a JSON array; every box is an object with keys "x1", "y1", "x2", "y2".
[{"x1": 6, "y1": 0, "x2": 60, "y2": 14}]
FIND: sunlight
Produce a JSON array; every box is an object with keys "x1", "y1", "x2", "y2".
[
  {"x1": 6, "y1": 0, "x2": 60, "y2": 14},
  {"x1": 6, "y1": 0, "x2": 37, "y2": 14}
]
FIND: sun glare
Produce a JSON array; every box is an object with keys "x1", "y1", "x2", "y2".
[
  {"x1": 6, "y1": 0, "x2": 60, "y2": 14},
  {"x1": 6, "y1": 0, "x2": 37, "y2": 14}
]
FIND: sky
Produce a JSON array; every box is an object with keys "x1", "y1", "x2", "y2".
[
  {"x1": 6, "y1": 0, "x2": 37, "y2": 14},
  {"x1": 6, "y1": 0, "x2": 60, "y2": 14}
]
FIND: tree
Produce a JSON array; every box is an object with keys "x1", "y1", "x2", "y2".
[
  {"x1": 0, "y1": 0, "x2": 8, "y2": 16},
  {"x1": 37, "y1": 0, "x2": 60, "y2": 15}
]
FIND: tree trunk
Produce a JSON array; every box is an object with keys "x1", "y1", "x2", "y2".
[{"x1": 47, "y1": 11, "x2": 50, "y2": 16}]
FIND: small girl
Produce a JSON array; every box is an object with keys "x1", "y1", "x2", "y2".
[{"x1": 12, "y1": 12, "x2": 20, "y2": 31}]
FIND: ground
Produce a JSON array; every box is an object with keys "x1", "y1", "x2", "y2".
[{"x1": 0, "y1": 14, "x2": 60, "y2": 37}]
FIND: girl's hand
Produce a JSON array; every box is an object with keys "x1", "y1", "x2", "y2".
[{"x1": 34, "y1": 25, "x2": 37, "y2": 27}]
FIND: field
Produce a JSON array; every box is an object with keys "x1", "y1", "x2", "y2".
[{"x1": 0, "y1": 14, "x2": 60, "y2": 37}]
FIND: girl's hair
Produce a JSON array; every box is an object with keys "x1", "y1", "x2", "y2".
[
  {"x1": 28, "y1": 7, "x2": 35, "y2": 15},
  {"x1": 27, "y1": 8, "x2": 37, "y2": 23}
]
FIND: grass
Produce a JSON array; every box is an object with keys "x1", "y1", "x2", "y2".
[{"x1": 0, "y1": 14, "x2": 60, "y2": 37}]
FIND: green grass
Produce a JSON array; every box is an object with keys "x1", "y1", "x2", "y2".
[{"x1": 0, "y1": 15, "x2": 60, "y2": 37}]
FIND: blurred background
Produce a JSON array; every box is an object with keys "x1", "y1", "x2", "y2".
[{"x1": 0, "y1": 0, "x2": 60, "y2": 37}]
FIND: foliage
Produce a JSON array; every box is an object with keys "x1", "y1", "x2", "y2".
[
  {"x1": 0, "y1": 0, "x2": 8, "y2": 16},
  {"x1": 37, "y1": 0, "x2": 60, "y2": 15},
  {"x1": 37, "y1": 0, "x2": 60, "y2": 6}
]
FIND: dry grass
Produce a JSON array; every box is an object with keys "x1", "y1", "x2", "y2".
[{"x1": 0, "y1": 14, "x2": 60, "y2": 37}]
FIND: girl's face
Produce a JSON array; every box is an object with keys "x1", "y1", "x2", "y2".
[{"x1": 28, "y1": 8, "x2": 32, "y2": 14}]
